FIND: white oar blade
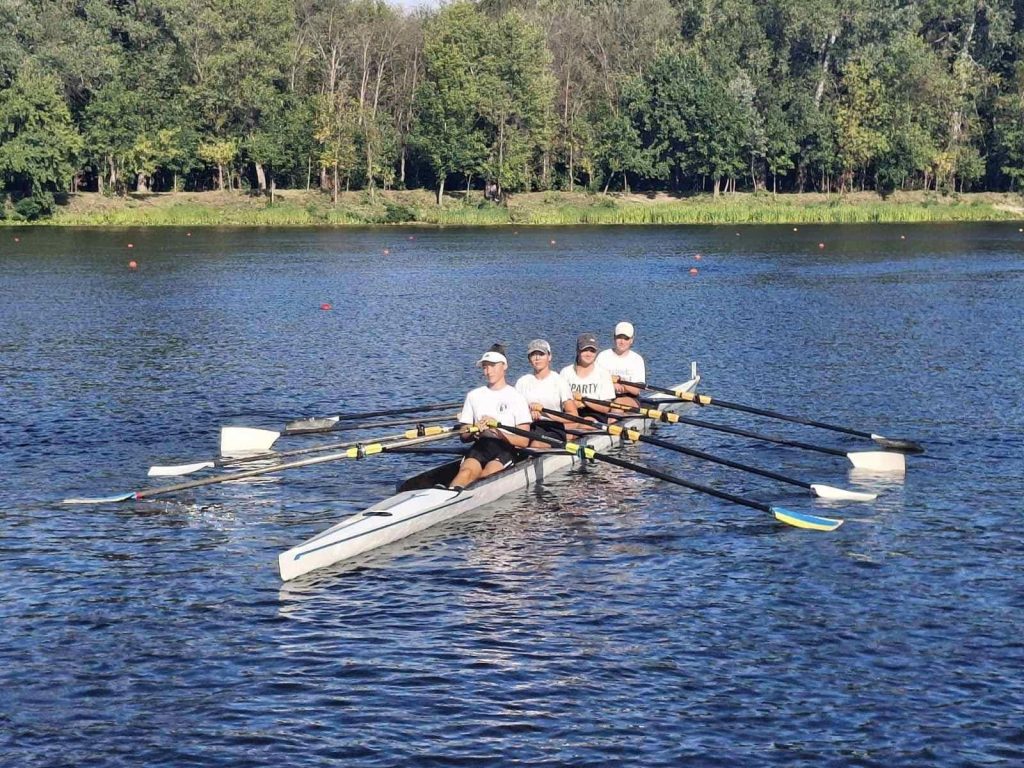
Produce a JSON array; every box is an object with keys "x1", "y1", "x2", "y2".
[
  {"x1": 220, "y1": 427, "x2": 280, "y2": 456},
  {"x1": 847, "y1": 450, "x2": 906, "y2": 474},
  {"x1": 770, "y1": 506, "x2": 843, "y2": 531},
  {"x1": 147, "y1": 461, "x2": 215, "y2": 478},
  {"x1": 62, "y1": 492, "x2": 136, "y2": 505},
  {"x1": 809, "y1": 483, "x2": 878, "y2": 502}
]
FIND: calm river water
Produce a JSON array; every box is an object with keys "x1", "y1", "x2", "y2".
[{"x1": 1, "y1": 223, "x2": 1022, "y2": 766}]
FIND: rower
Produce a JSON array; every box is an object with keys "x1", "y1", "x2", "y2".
[
  {"x1": 514, "y1": 339, "x2": 580, "y2": 447},
  {"x1": 596, "y1": 321, "x2": 646, "y2": 408},
  {"x1": 447, "y1": 344, "x2": 533, "y2": 490},
  {"x1": 559, "y1": 332, "x2": 617, "y2": 422}
]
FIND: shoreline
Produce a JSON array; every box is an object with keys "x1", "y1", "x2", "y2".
[{"x1": 4, "y1": 189, "x2": 1023, "y2": 227}]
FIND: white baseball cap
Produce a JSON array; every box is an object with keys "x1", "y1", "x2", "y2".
[
  {"x1": 614, "y1": 321, "x2": 635, "y2": 338},
  {"x1": 477, "y1": 350, "x2": 508, "y2": 366}
]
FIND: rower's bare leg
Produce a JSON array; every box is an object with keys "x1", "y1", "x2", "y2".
[
  {"x1": 450, "y1": 458, "x2": 483, "y2": 490},
  {"x1": 479, "y1": 459, "x2": 508, "y2": 479}
]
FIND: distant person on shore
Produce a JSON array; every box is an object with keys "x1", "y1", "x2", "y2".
[
  {"x1": 515, "y1": 339, "x2": 579, "y2": 447},
  {"x1": 560, "y1": 332, "x2": 617, "y2": 422},
  {"x1": 448, "y1": 344, "x2": 533, "y2": 490},
  {"x1": 596, "y1": 321, "x2": 646, "y2": 408}
]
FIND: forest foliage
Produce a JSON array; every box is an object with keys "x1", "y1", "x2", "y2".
[{"x1": 2, "y1": 0, "x2": 1024, "y2": 219}]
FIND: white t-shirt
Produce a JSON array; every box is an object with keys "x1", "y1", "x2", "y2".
[
  {"x1": 559, "y1": 364, "x2": 616, "y2": 401},
  {"x1": 458, "y1": 383, "x2": 533, "y2": 428},
  {"x1": 596, "y1": 348, "x2": 646, "y2": 385},
  {"x1": 515, "y1": 371, "x2": 574, "y2": 412}
]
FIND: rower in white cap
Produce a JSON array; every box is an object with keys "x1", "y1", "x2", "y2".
[
  {"x1": 448, "y1": 344, "x2": 534, "y2": 490},
  {"x1": 596, "y1": 321, "x2": 646, "y2": 408},
  {"x1": 514, "y1": 339, "x2": 580, "y2": 447}
]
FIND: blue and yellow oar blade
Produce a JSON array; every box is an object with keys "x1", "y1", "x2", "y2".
[{"x1": 770, "y1": 506, "x2": 843, "y2": 531}]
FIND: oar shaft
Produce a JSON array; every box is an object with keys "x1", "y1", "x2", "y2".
[
  {"x1": 621, "y1": 379, "x2": 924, "y2": 453},
  {"x1": 544, "y1": 407, "x2": 814, "y2": 491},
  {"x1": 502, "y1": 423, "x2": 774, "y2": 514},
  {"x1": 315, "y1": 414, "x2": 454, "y2": 432},
  {"x1": 582, "y1": 396, "x2": 848, "y2": 458},
  {"x1": 223, "y1": 422, "x2": 454, "y2": 468},
  {"x1": 285, "y1": 401, "x2": 461, "y2": 435},
  {"x1": 675, "y1": 416, "x2": 848, "y2": 458},
  {"x1": 136, "y1": 428, "x2": 463, "y2": 500}
]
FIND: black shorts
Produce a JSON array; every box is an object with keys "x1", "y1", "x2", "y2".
[
  {"x1": 465, "y1": 436, "x2": 517, "y2": 468},
  {"x1": 531, "y1": 419, "x2": 567, "y2": 444}
]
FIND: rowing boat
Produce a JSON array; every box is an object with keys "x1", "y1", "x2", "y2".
[{"x1": 278, "y1": 363, "x2": 701, "y2": 581}]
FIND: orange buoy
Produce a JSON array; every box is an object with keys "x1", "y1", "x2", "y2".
[
  {"x1": 128, "y1": 260, "x2": 138, "y2": 269},
  {"x1": 689, "y1": 267, "x2": 699, "y2": 275},
  {"x1": 320, "y1": 303, "x2": 332, "y2": 311}
]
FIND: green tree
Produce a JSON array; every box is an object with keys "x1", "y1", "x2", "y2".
[
  {"x1": 413, "y1": 2, "x2": 490, "y2": 203},
  {"x1": 314, "y1": 93, "x2": 359, "y2": 202},
  {"x1": 198, "y1": 138, "x2": 238, "y2": 190},
  {"x1": 0, "y1": 63, "x2": 82, "y2": 217},
  {"x1": 591, "y1": 107, "x2": 650, "y2": 193},
  {"x1": 835, "y1": 58, "x2": 889, "y2": 190},
  {"x1": 477, "y1": 11, "x2": 554, "y2": 193}
]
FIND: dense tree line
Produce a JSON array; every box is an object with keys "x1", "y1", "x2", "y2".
[{"x1": 1, "y1": 0, "x2": 1023, "y2": 219}]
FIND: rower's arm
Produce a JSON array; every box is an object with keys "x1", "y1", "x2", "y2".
[
  {"x1": 612, "y1": 375, "x2": 642, "y2": 398},
  {"x1": 500, "y1": 423, "x2": 532, "y2": 449}
]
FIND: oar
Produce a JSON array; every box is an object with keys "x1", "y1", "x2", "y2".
[
  {"x1": 621, "y1": 378, "x2": 923, "y2": 453},
  {"x1": 582, "y1": 396, "x2": 906, "y2": 474},
  {"x1": 221, "y1": 400, "x2": 461, "y2": 454},
  {"x1": 63, "y1": 426, "x2": 472, "y2": 505},
  {"x1": 148, "y1": 421, "x2": 455, "y2": 477},
  {"x1": 542, "y1": 408, "x2": 875, "y2": 501},
  {"x1": 499, "y1": 423, "x2": 842, "y2": 531}
]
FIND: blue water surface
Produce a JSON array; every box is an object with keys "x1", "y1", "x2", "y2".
[{"x1": 1, "y1": 223, "x2": 1022, "y2": 766}]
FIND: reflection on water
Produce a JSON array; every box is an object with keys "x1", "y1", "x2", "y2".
[{"x1": 2, "y1": 224, "x2": 1023, "y2": 766}]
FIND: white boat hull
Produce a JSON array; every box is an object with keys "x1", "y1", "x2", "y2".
[{"x1": 279, "y1": 367, "x2": 700, "y2": 581}]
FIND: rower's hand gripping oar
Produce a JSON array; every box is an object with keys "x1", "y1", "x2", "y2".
[
  {"x1": 582, "y1": 395, "x2": 906, "y2": 475},
  {"x1": 221, "y1": 400, "x2": 462, "y2": 454},
  {"x1": 63, "y1": 426, "x2": 473, "y2": 505},
  {"x1": 618, "y1": 378, "x2": 924, "y2": 454},
  {"x1": 542, "y1": 408, "x2": 876, "y2": 502},
  {"x1": 149, "y1": 418, "x2": 455, "y2": 477},
  {"x1": 498, "y1": 423, "x2": 843, "y2": 532}
]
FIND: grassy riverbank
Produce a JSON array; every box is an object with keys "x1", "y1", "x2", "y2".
[{"x1": 8, "y1": 189, "x2": 1024, "y2": 226}]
